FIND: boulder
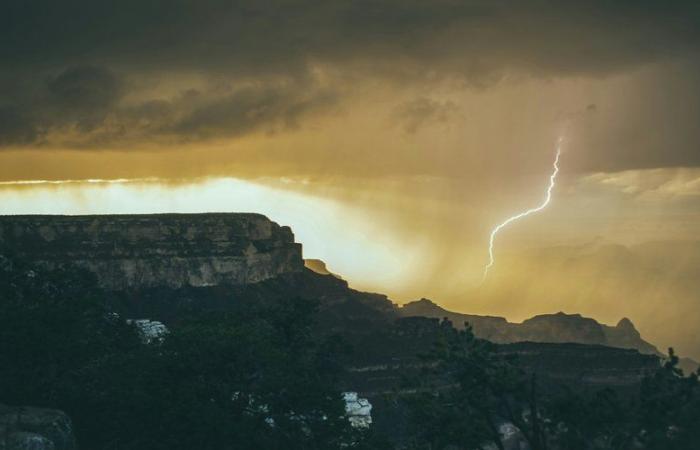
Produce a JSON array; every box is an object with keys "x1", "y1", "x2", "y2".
[{"x1": 0, "y1": 405, "x2": 75, "y2": 450}]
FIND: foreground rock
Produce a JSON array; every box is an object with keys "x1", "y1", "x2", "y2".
[
  {"x1": 0, "y1": 405, "x2": 75, "y2": 450},
  {"x1": 342, "y1": 392, "x2": 372, "y2": 428},
  {"x1": 127, "y1": 318, "x2": 169, "y2": 344}
]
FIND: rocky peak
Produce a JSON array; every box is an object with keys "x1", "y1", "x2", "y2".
[
  {"x1": 400, "y1": 298, "x2": 509, "y2": 341},
  {"x1": 603, "y1": 317, "x2": 655, "y2": 354},
  {"x1": 616, "y1": 317, "x2": 636, "y2": 332},
  {"x1": 304, "y1": 258, "x2": 342, "y2": 279},
  {"x1": 401, "y1": 298, "x2": 444, "y2": 315},
  {"x1": 520, "y1": 312, "x2": 608, "y2": 345},
  {"x1": 400, "y1": 299, "x2": 660, "y2": 356},
  {"x1": 414, "y1": 298, "x2": 437, "y2": 307}
]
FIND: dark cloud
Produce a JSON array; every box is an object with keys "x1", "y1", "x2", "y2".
[
  {"x1": 0, "y1": 66, "x2": 124, "y2": 145},
  {"x1": 92, "y1": 81, "x2": 338, "y2": 146},
  {"x1": 47, "y1": 66, "x2": 121, "y2": 111},
  {"x1": 170, "y1": 85, "x2": 337, "y2": 138},
  {"x1": 2, "y1": 1, "x2": 697, "y2": 76},
  {"x1": 393, "y1": 97, "x2": 460, "y2": 134},
  {"x1": 0, "y1": 106, "x2": 41, "y2": 146},
  {"x1": 1, "y1": 0, "x2": 700, "y2": 166},
  {"x1": 0, "y1": 65, "x2": 335, "y2": 147},
  {"x1": 46, "y1": 66, "x2": 123, "y2": 131}
]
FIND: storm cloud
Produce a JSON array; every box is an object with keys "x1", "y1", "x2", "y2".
[
  {"x1": 1, "y1": 0, "x2": 700, "y2": 171},
  {"x1": 3, "y1": 1, "x2": 699, "y2": 75}
]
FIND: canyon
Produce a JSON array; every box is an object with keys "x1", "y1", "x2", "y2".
[
  {"x1": 3, "y1": 212, "x2": 681, "y2": 447},
  {"x1": 0, "y1": 213, "x2": 670, "y2": 390}
]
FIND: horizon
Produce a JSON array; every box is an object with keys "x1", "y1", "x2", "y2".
[
  {"x1": 2, "y1": 176, "x2": 699, "y2": 360},
  {"x1": 2, "y1": 1, "x2": 700, "y2": 360}
]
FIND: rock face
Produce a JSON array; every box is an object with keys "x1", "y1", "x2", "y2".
[
  {"x1": 304, "y1": 259, "x2": 339, "y2": 277},
  {"x1": 603, "y1": 317, "x2": 659, "y2": 354},
  {"x1": 0, "y1": 405, "x2": 75, "y2": 450},
  {"x1": 342, "y1": 392, "x2": 372, "y2": 428},
  {"x1": 481, "y1": 423, "x2": 530, "y2": 450},
  {"x1": 496, "y1": 342, "x2": 660, "y2": 389},
  {"x1": 343, "y1": 316, "x2": 660, "y2": 398},
  {"x1": 0, "y1": 214, "x2": 303, "y2": 290},
  {"x1": 400, "y1": 299, "x2": 660, "y2": 356},
  {"x1": 127, "y1": 319, "x2": 169, "y2": 344},
  {"x1": 400, "y1": 298, "x2": 510, "y2": 341}
]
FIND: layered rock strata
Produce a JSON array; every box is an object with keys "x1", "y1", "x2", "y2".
[{"x1": 0, "y1": 214, "x2": 303, "y2": 290}]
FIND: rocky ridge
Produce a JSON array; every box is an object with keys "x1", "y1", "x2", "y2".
[
  {"x1": 400, "y1": 298, "x2": 660, "y2": 356},
  {"x1": 0, "y1": 214, "x2": 667, "y2": 385},
  {"x1": 0, "y1": 214, "x2": 303, "y2": 290}
]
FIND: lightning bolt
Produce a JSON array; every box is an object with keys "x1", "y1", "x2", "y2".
[{"x1": 482, "y1": 138, "x2": 563, "y2": 281}]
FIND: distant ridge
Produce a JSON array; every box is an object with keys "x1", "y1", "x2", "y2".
[{"x1": 400, "y1": 298, "x2": 660, "y2": 356}]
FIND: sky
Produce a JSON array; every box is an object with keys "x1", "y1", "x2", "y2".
[{"x1": 1, "y1": 1, "x2": 700, "y2": 359}]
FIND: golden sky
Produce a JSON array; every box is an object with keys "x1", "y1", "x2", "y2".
[{"x1": 1, "y1": 1, "x2": 700, "y2": 358}]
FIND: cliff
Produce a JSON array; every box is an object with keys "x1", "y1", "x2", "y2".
[
  {"x1": 0, "y1": 214, "x2": 303, "y2": 290},
  {"x1": 342, "y1": 316, "x2": 660, "y2": 406},
  {"x1": 400, "y1": 298, "x2": 660, "y2": 356}
]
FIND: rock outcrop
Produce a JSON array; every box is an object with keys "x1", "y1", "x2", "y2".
[
  {"x1": 0, "y1": 214, "x2": 303, "y2": 290},
  {"x1": 399, "y1": 298, "x2": 510, "y2": 341},
  {"x1": 127, "y1": 319, "x2": 169, "y2": 344},
  {"x1": 342, "y1": 392, "x2": 372, "y2": 429},
  {"x1": 304, "y1": 259, "x2": 340, "y2": 278},
  {"x1": 400, "y1": 298, "x2": 660, "y2": 356},
  {"x1": 0, "y1": 405, "x2": 75, "y2": 450},
  {"x1": 603, "y1": 317, "x2": 659, "y2": 354}
]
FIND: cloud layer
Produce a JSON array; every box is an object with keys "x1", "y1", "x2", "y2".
[{"x1": 1, "y1": 0, "x2": 699, "y2": 173}]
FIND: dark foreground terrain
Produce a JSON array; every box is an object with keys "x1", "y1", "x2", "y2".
[{"x1": 1, "y1": 214, "x2": 698, "y2": 449}]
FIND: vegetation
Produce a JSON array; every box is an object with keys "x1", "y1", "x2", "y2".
[
  {"x1": 402, "y1": 322, "x2": 547, "y2": 449},
  {"x1": 403, "y1": 320, "x2": 700, "y2": 450},
  {"x1": 0, "y1": 253, "x2": 368, "y2": 450},
  {"x1": 1, "y1": 252, "x2": 698, "y2": 449}
]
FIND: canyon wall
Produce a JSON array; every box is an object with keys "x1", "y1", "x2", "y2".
[
  {"x1": 0, "y1": 214, "x2": 304, "y2": 290},
  {"x1": 0, "y1": 214, "x2": 667, "y2": 405}
]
